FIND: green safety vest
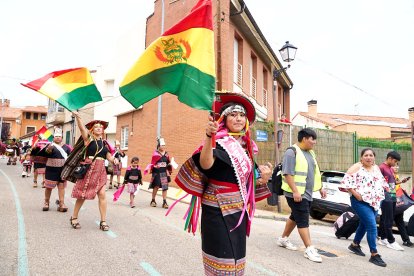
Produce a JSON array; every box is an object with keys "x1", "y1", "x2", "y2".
[{"x1": 281, "y1": 144, "x2": 322, "y2": 194}]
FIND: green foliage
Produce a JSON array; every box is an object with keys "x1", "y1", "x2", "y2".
[{"x1": 358, "y1": 137, "x2": 412, "y2": 150}]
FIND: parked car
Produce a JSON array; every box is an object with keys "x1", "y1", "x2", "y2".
[
  {"x1": 310, "y1": 170, "x2": 414, "y2": 236},
  {"x1": 310, "y1": 170, "x2": 351, "y2": 220}
]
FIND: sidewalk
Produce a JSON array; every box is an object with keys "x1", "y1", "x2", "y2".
[{"x1": 110, "y1": 176, "x2": 333, "y2": 227}]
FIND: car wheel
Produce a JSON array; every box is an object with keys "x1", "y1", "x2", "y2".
[{"x1": 310, "y1": 209, "x2": 327, "y2": 220}]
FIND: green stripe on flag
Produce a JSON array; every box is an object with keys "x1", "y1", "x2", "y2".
[
  {"x1": 56, "y1": 84, "x2": 102, "y2": 111},
  {"x1": 120, "y1": 64, "x2": 215, "y2": 110}
]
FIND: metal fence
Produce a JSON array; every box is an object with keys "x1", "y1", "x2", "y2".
[{"x1": 252, "y1": 122, "x2": 412, "y2": 173}]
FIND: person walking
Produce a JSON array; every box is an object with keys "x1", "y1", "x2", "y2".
[
  {"x1": 175, "y1": 92, "x2": 272, "y2": 275},
  {"x1": 377, "y1": 151, "x2": 405, "y2": 251},
  {"x1": 276, "y1": 128, "x2": 326, "y2": 263},
  {"x1": 123, "y1": 156, "x2": 142, "y2": 208},
  {"x1": 109, "y1": 140, "x2": 125, "y2": 189},
  {"x1": 31, "y1": 128, "x2": 72, "y2": 212},
  {"x1": 69, "y1": 111, "x2": 118, "y2": 231},
  {"x1": 341, "y1": 148, "x2": 388, "y2": 267},
  {"x1": 146, "y1": 137, "x2": 173, "y2": 209},
  {"x1": 32, "y1": 149, "x2": 47, "y2": 188},
  {"x1": 21, "y1": 150, "x2": 33, "y2": 178}
]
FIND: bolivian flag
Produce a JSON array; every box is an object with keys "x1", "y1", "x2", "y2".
[
  {"x1": 31, "y1": 126, "x2": 53, "y2": 146},
  {"x1": 21, "y1": 67, "x2": 102, "y2": 111},
  {"x1": 120, "y1": 0, "x2": 215, "y2": 110}
]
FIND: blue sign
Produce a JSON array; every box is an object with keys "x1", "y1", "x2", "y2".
[{"x1": 256, "y1": 130, "x2": 268, "y2": 142}]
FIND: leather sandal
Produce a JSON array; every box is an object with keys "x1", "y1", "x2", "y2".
[
  {"x1": 33, "y1": 181, "x2": 38, "y2": 188},
  {"x1": 56, "y1": 200, "x2": 68, "y2": 212},
  {"x1": 99, "y1": 221, "x2": 109, "y2": 231},
  {"x1": 42, "y1": 201, "x2": 49, "y2": 211},
  {"x1": 70, "y1": 217, "x2": 81, "y2": 229}
]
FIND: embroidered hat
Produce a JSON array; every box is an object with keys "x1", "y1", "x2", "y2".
[
  {"x1": 213, "y1": 92, "x2": 256, "y2": 123},
  {"x1": 158, "y1": 137, "x2": 166, "y2": 147},
  {"x1": 85, "y1": 120, "x2": 109, "y2": 130},
  {"x1": 54, "y1": 128, "x2": 63, "y2": 137}
]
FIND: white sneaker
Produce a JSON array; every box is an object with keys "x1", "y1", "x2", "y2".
[
  {"x1": 277, "y1": 237, "x2": 298, "y2": 251},
  {"x1": 386, "y1": 242, "x2": 404, "y2": 251},
  {"x1": 377, "y1": 239, "x2": 389, "y2": 246},
  {"x1": 304, "y1": 246, "x2": 322, "y2": 263}
]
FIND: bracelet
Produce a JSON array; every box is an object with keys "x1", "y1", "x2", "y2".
[{"x1": 206, "y1": 133, "x2": 212, "y2": 138}]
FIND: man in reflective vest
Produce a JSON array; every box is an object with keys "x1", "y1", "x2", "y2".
[{"x1": 276, "y1": 128, "x2": 326, "y2": 263}]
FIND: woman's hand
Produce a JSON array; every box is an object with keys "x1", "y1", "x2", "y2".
[
  {"x1": 72, "y1": 111, "x2": 80, "y2": 118},
  {"x1": 113, "y1": 158, "x2": 119, "y2": 166},
  {"x1": 258, "y1": 163, "x2": 272, "y2": 182},
  {"x1": 354, "y1": 192, "x2": 363, "y2": 201},
  {"x1": 205, "y1": 115, "x2": 218, "y2": 137}
]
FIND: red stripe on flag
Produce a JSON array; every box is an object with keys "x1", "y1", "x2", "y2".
[
  {"x1": 163, "y1": 0, "x2": 213, "y2": 36},
  {"x1": 21, "y1": 67, "x2": 83, "y2": 91}
]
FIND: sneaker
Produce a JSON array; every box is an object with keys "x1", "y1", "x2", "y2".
[
  {"x1": 369, "y1": 254, "x2": 386, "y2": 267},
  {"x1": 304, "y1": 246, "x2": 322, "y2": 263},
  {"x1": 402, "y1": 240, "x2": 414, "y2": 247},
  {"x1": 348, "y1": 243, "x2": 365, "y2": 256},
  {"x1": 386, "y1": 241, "x2": 404, "y2": 251},
  {"x1": 150, "y1": 200, "x2": 157, "y2": 207},
  {"x1": 377, "y1": 239, "x2": 389, "y2": 246},
  {"x1": 277, "y1": 237, "x2": 298, "y2": 251}
]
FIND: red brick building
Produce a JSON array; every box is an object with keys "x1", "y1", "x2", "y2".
[{"x1": 116, "y1": 0, "x2": 293, "y2": 182}]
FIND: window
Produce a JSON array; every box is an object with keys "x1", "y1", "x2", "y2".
[
  {"x1": 33, "y1": 113, "x2": 39, "y2": 120},
  {"x1": 48, "y1": 99, "x2": 64, "y2": 113},
  {"x1": 263, "y1": 88, "x2": 268, "y2": 108},
  {"x1": 25, "y1": 112, "x2": 31, "y2": 119},
  {"x1": 105, "y1": 79, "x2": 115, "y2": 97},
  {"x1": 41, "y1": 114, "x2": 46, "y2": 120},
  {"x1": 263, "y1": 68, "x2": 269, "y2": 108},
  {"x1": 65, "y1": 130, "x2": 70, "y2": 145},
  {"x1": 233, "y1": 36, "x2": 243, "y2": 87},
  {"x1": 250, "y1": 54, "x2": 257, "y2": 98},
  {"x1": 26, "y1": 126, "x2": 35, "y2": 134},
  {"x1": 121, "y1": 127, "x2": 129, "y2": 149}
]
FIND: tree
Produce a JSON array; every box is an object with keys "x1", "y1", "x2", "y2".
[{"x1": 1, "y1": 123, "x2": 10, "y2": 142}]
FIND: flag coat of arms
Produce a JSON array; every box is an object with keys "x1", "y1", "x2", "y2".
[
  {"x1": 120, "y1": 0, "x2": 215, "y2": 110},
  {"x1": 22, "y1": 67, "x2": 102, "y2": 111}
]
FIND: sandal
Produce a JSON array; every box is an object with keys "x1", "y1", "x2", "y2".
[
  {"x1": 56, "y1": 200, "x2": 68, "y2": 212},
  {"x1": 162, "y1": 201, "x2": 169, "y2": 209},
  {"x1": 33, "y1": 181, "x2": 38, "y2": 188},
  {"x1": 42, "y1": 201, "x2": 49, "y2": 211},
  {"x1": 150, "y1": 200, "x2": 157, "y2": 207},
  {"x1": 41, "y1": 181, "x2": 45, "y2": 188},
  {"x1": 70, "y1": 217, "x2": 81, "y2": 229},
  {"x1": 99, "y1": 221, "x2": 109, "y2": 231}
]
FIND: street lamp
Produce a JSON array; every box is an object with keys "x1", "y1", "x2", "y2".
[{"x1": 272, "y1": 41, "x2": 297, "y2": 165}]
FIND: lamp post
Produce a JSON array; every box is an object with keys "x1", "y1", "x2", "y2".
[
  {"x1": 0, "y1": 92, "x2": 5, "y2": 142},
  {"x1": 272, "y1": 41, "x2": 297, "y2": 165}
]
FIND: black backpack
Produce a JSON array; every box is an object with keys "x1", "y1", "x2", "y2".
[{"x1": 271, "y1": 147, "x2": 296, "y2": 195}]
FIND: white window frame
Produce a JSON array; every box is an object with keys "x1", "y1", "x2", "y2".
[{"x1": 121, "y1": 127, "x2": 129, "y2": 150}]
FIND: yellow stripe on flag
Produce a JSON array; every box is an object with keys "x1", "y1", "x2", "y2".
[{"x1": 121, "y1": 28, "x2": 214, "y2": 87}]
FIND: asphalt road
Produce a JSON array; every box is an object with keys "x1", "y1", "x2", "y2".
[{"x1": 1, "y1": 158, "x2": 413, "y2": 276}]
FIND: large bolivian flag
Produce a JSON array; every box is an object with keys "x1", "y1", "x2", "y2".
[
  {"x1": 21, "y1": 67, "x2": 102, "y2": 111},
  {"x1": 120, "y1": 0, "x2": 215, "y2": 110}
]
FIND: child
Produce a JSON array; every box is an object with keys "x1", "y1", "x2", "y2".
[
  {"x1": 21, "y1": 151, "x2": 33, "y2": 178},
  {"x1": 123, "y1": 157, "x2": 142, "y2": 208}
]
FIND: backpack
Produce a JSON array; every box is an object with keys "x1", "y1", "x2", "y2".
[{"x1": 271, "y1": 146, "x2": 296, "y2": 195}]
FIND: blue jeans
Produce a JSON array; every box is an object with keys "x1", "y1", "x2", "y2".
[{"x1": 351, "y1": 196, "x2": 378, "y2": 253}]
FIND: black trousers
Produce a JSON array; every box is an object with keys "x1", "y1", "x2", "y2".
[
  {"x1": 379, "y1": 200, "x2": 396, "y2": 243},
  {"x1": 394, "y1": 212, "x2": 410, "y2": 243}
]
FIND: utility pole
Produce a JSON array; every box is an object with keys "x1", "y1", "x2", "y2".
[{"x1": 156, "y1": 0, "x2": 165, "y2": 138}]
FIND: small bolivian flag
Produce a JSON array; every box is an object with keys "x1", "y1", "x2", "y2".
[
  {"x1": 32, "y1": 126, "x2": 53, "y2": 146},
  {"x1": 21, "y1": 67, "x2": 102, "y2": 111},
  {"x1": 120, "y1": 0, "x2": 215, "y2": 111}
]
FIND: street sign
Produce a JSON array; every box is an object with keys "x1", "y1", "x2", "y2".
[{"x1": 256, "y1": 130, "x2": 268, "y2": 142}]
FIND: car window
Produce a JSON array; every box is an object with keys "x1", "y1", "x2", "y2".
[{"x1": 321, "y1": 172, "x2": 344, "y2": 185}]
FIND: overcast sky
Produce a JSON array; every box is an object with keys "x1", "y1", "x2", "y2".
[{"x1": 1, "y1": 0, "x2": 413, "y2": 119}]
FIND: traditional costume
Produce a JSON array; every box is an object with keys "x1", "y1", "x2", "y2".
[
  {"x1": 175, "y1": 92, "x2": 270, "y2": 275},
  {"x1": 146, "y1": 138, "x2": 172, "y2": 191},
  {"x1": 68, "y1": 120, "x2": 114, "y2": 200},
  {"x1": 31, "y1": 129, "x2": 72, "y2": 189},
  {"x1": 123, "y1": 166, "x2": 143, "y2": 194}
]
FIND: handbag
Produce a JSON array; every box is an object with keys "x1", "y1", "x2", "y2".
[{"x1": 73, "y1": 162, "x2": 91, "y2": 179}]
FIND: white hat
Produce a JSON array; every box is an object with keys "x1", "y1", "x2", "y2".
[
  {"x1": 158, "y1": 138, "x2": 166, "y2": 146},
  {"x1": 54, "y1": 128, "x2": 63, "y2": 137}
]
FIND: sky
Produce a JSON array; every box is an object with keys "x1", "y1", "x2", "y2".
[{"x1": 1, "y1": 0, "x2": 413, "y2": 119}]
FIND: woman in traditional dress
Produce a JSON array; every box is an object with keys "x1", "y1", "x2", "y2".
[
  {"x1": 69, "y1": 111, "x2": 118, "y2": 231},
  {"x1": 108, "y1": 140, "x2": 125, "y2": 189},
  {"x1": 175, "y1": 92, "x2": 272, "y2": 275},
  {"x1": 147, "y1": 137, "x2": 173, "y2": 209}
]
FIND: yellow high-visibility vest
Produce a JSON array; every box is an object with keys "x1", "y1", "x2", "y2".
[{"x1": 281, "y1": 144, "x2": 321, "y2": 194}]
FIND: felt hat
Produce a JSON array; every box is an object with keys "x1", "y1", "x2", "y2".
[
  {"x1": 85, "y1": 120, "x2": 109, "y2": 130},
  {"x1": 213, "y1": 92, "x2": 256, "y2": 123}
]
